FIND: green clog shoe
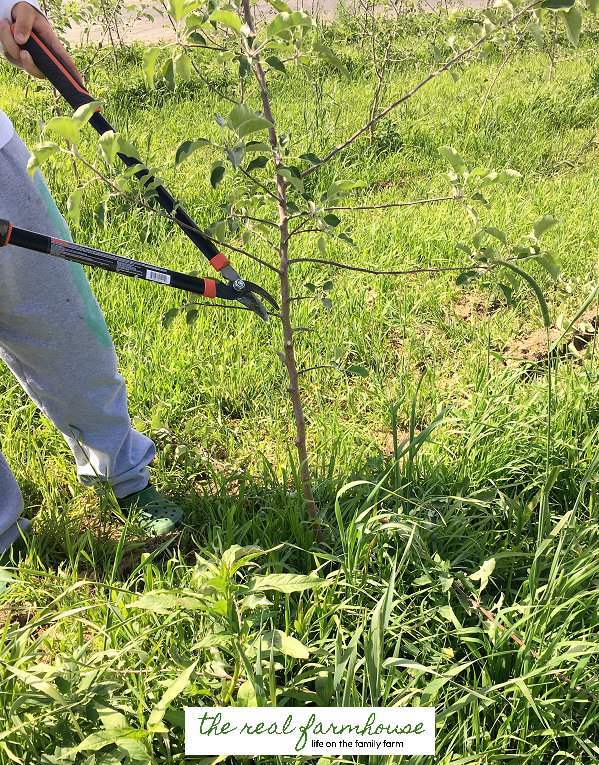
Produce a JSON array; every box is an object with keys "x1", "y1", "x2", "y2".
[
  {"x1": 0, "y1": 536, "x2": 26, "y2": 592},
  {"x1": 118, "y1": 485, "x2": 184, "y2": 535}
]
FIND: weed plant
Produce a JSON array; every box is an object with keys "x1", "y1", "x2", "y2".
[{"x1": 1, "y1": 8, "x2": 599, "y2": 764}]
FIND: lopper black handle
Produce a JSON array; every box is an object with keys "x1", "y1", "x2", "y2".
[
  {"x1": 17, "y1": 27, "x2": 97, "y2": 112},
  {"x1": 0, "y1": 218, "x2": 223, "y2": 298},
  {"x1": 19, "y1": 27, "x2": 225, "y2": 267}
]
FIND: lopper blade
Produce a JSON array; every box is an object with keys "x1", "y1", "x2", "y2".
[{"x1": 220, "y1": 263, "x2": 276, "y2": 321}]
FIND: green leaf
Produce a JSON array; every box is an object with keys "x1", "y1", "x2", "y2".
[
  {"x1": 529, "y1": 22, "x2": 545, "y2": 50},
  {"x1": 167, "y1": 0, "x2": 186, "y2": 22},
  {"x1": 27, "y1": 141, "x2": 60, "y2": 177},
  {"x1": 227, "y1": 103, "x2": 273, "y2": 137},
  {"x1": 175, "y1": 138, "x2": 211, "y2": 166},
  {"x1": 311, "y1": 41, "x2": 350, "y2": 80},
  {"x1": 265, "y1": 0, "x2": 291, "y2": 11},
  {"x1": 247, "y1": 155, "x2": 269, "y2": 172},
  {"x1": 216, "y1": 51, "x2": 235, "y2": 64},
  {"x1": 300, "y1": 152, "x2": 322, "y2": 165},
  {"x1": 73, "y1": 100, "x2": 102, "y2": 127},
  {"x1": 163, "y1": 58, "x2": 175, "y2": 91},
  {"x1": 468, "y1": 558, "x2": 496, "y2": 593},
  {"x1": 497, "y1": 168, "x2": 522, "y2": 183},
  {"x1": 185, "y1": 12, "x2": 206, "y2": 30},
  {"x1": 534, "y1": 253, "x2": 561, "y2": 280},
  {"x1": 247, "y1": 573, "x2": 329, "y2": 593},
  {"x1": 317, "y1": 236, "x2": 327, "y2": 255},
  {"x1": 266, "y1": 55, "x2": 287, "y2": 73},
  {"x1": 142, "y1": 47, "x2": 160, "y2": 88},
  {"x1": 438, "y1": 145, "x2": 466, "y2": 173},
  {"x1": 186, "y1": 308, "x2": 199, "y2": 325},
  {"x1": 267, "y1": 10, "x2": 315, "y2": 39},
  {"x1": 484, "y1": 226, "x2": 506, "y2": 244},
  {"x1": 44, "y1": 115, "x2": 80, "y2": 145},
  {"x1": 174, "y1": 51, "x2": 192, "y2": 81},
  {"x1": 323, "y1": 213, "x2": 340, "y2": 227},
  {"x1": 238, "y1": 118, "x2": 274, "y2": 138},
  {"x1": 67, "y1": 187, "x2": 85, "y2": 227},
  {"x1": 237, "y1": 680, "x2": 258, "y2": 707},
  {"x1": 246, "y1": 141, "x2": 271, "y2": 153},
  {"x1": 456, "y1": 271, "x2": 477, "y2": 286},
  {"x1": 163, "y1": 307, "x2": 179, "y2": 328},
  {"x1": 241, "y1": 593, "x2": 272, "y2": 610},
  {"x1": 3, "y1": 663, "x2": 68, "y2": 705},
  {"x1": 585, "y1": 0, "x2": 599, "y2": 16},
  {"x1": 326, "y1": 179, "x2": 365, "y2": 199},
  {"x1": 209, "y1": 9, "x2": 241, "y2": 32},
  {"x1": 211, "y1": 165, "x2": 226, "y2": 189},
  {"x1": 116, "y1": 136, "x2": 142, "y2": 163},
  {"x1": 148, "y1": 662, "x2": 198, "y2": 730},
  {"x1": 98, "y1": 130, "x2": 119, "y2": 167},
  {"x1": 541, "y1": 0, "x2": 574, "y2": 9},
  {"x1": 533, "y1": 214, "x2": 559, "y2": 240},
  {"x1": 322, "y1": 280, "x2": 334, "y2": 291},
  {"x1": 131, "y1": 591, "x2": 207, "y2": 614},
  {"x1": 94, "y1": 198, "x2": 108, "y2": 229},
  {"x1": 277, "y1": 168, "x2": 305, "y2": 193},
  {"x1": 321, "y1": 297, "x2": 333, "y2": 308},
  {"x1": 498, "y1": 282, "x2": 515, "y2": 306},
  {"x1": 560, "y1": 6, "x2": 582, "y2": 46},
  {"x1": 164, "y1": 709, "x2": 186, "y2": 728},
  {"x1": 259, "y1": 630, "x2": 309, "y2": 659},
  {"x1": 61, "y1": 729, "x2": 150, "y2": 757},
  {"x1": 237, "y1": 55, "x2": 251, "y2": 78},
  {"x1": 347, "y1": 364, "x2": 369, "y2": 377}
]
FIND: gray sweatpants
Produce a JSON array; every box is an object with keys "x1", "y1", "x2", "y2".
[{"x1": 0, "y1": 132, "x2": 156, "y2": 553}]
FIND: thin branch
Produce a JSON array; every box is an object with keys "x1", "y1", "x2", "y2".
[
  {"x1": 288, "y1": 257, "x2": 490, "y2": 277},
  {"x1": 247, "y1": 227, "x2": 280, "y2": 253},
  {"x1": 189, "y1": 57, "x2": 240, "y2": 105},
  {"x1": 298, "y1": 364, "x2": 335, "y2": 376},
  {"x1": 288, "y1": 228, "x2": 324, "y2": 239},
  {"x1": 234, "y1": 213, "x2": 279, "y2": 228},
  {"x1": 476, "y1": 18, "x2": 529, "y2": 129},
  {"x1": 182, "y1": 42, "x2": 229, "y2": 53},
  {"x1": 301, "y1": 0, "x2": 542, "y2": 178},
  {"x1": 370, "y1": 40, "x2": 392, "y2": 145},
  {"x1": 549, "y1": 13, "x2": 558, "y2": 84},
  {"x1": 325, "y1": 195, "x2": 459, "y2": 211},
  {"x1": 238, "y1": 165, "x2": 280, "y2": 202}
]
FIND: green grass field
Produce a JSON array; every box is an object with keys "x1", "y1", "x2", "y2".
[{"x1": 1, "y1": 6, "x2": 599, "y2": 763}]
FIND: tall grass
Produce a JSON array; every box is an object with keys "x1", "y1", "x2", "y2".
[{"x1": 1, "y1": 9, "x2": 599, "y2": 763}]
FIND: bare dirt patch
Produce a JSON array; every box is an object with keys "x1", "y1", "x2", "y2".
[{"x1": 503, "y1": 312, "x2": 598, "y2": 365}]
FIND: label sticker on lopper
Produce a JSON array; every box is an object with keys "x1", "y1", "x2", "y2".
[{"x1": 146, "y1": 269, "x2": 171, "y2": 285}]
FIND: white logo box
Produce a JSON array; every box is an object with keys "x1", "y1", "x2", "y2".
[{"x1": 185, "y1": 707, "x2": 435, "y2": 756}]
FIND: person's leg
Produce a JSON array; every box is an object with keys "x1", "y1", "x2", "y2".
[
  {"x1": 0, "y1": 451, "x2": 30, "y2": 554},
  {"x1": 0, "y1": 132, "x2": 155, "y2": 521}
]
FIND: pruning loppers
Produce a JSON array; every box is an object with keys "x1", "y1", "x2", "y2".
[
  {"x1": 12, "y1": 25, "x2": 278, "y2": 320},
  {"x1": 0, "y1": 218, "x2": 278, "y2": 311}
]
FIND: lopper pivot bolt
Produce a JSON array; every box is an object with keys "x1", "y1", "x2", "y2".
[{"x1": 0, "y1": 219, "x2": 279, "y2": 313}]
